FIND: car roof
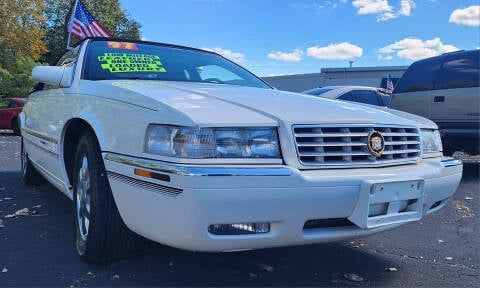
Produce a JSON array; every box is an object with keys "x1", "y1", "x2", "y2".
[
  {"x1": 304, "y1": 86, "x2": 390, "y2": 100},
  {"x1": 321, "y1": 85, "x2": 380, "y2": 91},
  {"x1": 81, "y1": 37, "x2": 220, "y2": 56}
]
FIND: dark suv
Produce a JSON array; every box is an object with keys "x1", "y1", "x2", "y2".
[{"x1": 390, "y1": 50, "x2": 480, "y2": 155}]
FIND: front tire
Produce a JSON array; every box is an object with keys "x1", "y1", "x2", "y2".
[
  {"x1": 12, "y1": 119, "x2": 20, "y2": 136},
  {"x1": 21, "y1": 138, "x2": 43, "y2": 185},
  {"x1": 73, "y1": 131, "x2": 139, "y2": 263}
]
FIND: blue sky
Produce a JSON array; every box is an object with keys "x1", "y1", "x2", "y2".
[{"x1": 120, "y1": 0, "x2": 480, "y2": 76}]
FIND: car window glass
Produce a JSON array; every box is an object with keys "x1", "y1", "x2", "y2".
[
  {"x1": 8, "y1": 100, "x2": 18, "y2": 108},
  {"x1": 0, "y1": 100, "x2": 9, "y2": 109},
  {"x1": 83, "y1": 40, "x2": 270, "y2": 89},
  {"x1": 303, "y1": 87, "x2": 335, "y2": 95},
  {"x1": 434, "y1": 50, "x2": 479, "y2": 89},
  {"x1": 351, "y1": 90, "x2": 380, "y2": 105},
  {"x1": 394, "y1": 56, "x2": 444, "y2": 93},
  {"x1": 198, "y1": 65, "x2": 243, "y2": 84},
  {"x1": 57, "y1": 45, "x2": 80, "y2": 67},
  {"x1": 338, "y1": 91, "x2": 354, "y2": 101},
  {"x1": 376, "y1": 92, "x2": 390, "y2": 106}
]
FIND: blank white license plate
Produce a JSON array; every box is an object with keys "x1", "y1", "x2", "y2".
[{"x1": 349, "y1": 179, "x2": 425, "y2": 229}]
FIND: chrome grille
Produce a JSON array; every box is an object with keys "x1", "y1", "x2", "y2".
[{"x1": 293, "y1": 124, "x2": 421, "y2": 167}]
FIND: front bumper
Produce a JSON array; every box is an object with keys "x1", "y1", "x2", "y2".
[{"x1": 103, "y1": 153, "x2": 462, "y2": 252}]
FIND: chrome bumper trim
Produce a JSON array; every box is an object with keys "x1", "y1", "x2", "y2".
[
  {"x1": 440, "y1": 158, "x2": 462, "y2": 167},
  {"x1": 103, "y1": 153, "x2": 292, "y2": 177}
]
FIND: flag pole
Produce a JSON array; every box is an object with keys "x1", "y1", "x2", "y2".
[{"x1": 66, "y1": 0, "x2": 79, "y2": 51}]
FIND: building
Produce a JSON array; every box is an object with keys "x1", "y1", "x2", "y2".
[{"x1": 262, "y1": 66, "x2": 408, "y2": 93}]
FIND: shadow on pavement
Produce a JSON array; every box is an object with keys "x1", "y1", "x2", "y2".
[{"x1": 0, "y1": 168, "x2": 395, "y2": 287}]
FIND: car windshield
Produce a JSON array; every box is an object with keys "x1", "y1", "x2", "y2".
[
  {"x1": 83, "y1": 40, "x2": 270, "y2": 89},
  {"x1": 303, "y1": 87, "x2": 335, "y2": 95}
]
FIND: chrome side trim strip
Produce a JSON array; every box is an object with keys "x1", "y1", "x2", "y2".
[
  {"x1": 21, "y1": 127, "x2": 59, "y2": 144},
  {"x1": 441, "y1": 158, "x2": 463, "y2": 167},
  {"x1": 103, "y1": 153, "x2": 292, "y2": 177},
  {"x1": 23, "y1": 133, "x2": 59, "y2": 156}
]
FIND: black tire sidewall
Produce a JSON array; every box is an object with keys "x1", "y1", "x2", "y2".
[
  {"x1": 73, "y1": 132, "x2": 104, "y2": 260},
  {"x1": 12, "y1": 119, "x2": 20, "y2": 136},
  {"x1": 21, "y1": 137, "x2": 42, "y2": 184}
]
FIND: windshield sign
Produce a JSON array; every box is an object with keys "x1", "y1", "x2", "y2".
[{"x1": 84, "y1": 40, "x2": 270, "y2": 89}]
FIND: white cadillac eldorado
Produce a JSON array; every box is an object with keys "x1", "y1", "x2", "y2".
[{"x1": 21, "y1": 38, "x2": 462, "y2": 263}]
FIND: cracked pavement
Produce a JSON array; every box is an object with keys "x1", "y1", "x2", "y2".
[{"x1": 0, "y1": 134, "x2": 478, "y2": 286}]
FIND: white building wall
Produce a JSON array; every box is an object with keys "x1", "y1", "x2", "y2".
[{"x1": 262, "y1": 66, "x2": 408, "y2": 93}]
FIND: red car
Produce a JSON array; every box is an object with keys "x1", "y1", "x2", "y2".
[{"x1": 0, "y1": 98, "x2": 27, "y2": 135}]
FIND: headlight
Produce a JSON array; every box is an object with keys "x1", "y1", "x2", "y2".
[
  {"x1": 421, "y1": 129, "x2": 442, "y2": 154},
  {"x1": 145, "y1": 125, "x2": 280, "y2": 159}
]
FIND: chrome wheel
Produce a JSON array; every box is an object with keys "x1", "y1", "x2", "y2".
[{"x1": 76, "y1": 154, "x2": 91, "y2": 242}]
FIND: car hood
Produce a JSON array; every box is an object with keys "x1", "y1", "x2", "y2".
[{"x1": 84, "y1": 80, "x2": 433, "y2": 128}]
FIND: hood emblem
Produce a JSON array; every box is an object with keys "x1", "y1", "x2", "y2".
[{"x1": 367, "y1": 131, "x2": 385, "y2": 157}]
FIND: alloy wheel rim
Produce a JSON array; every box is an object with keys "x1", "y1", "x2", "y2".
[{"x1": 76, "y1": 154, "x2": 91, "y2": 242}]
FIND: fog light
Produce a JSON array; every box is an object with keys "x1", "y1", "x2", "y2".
[{"x1": 208, "y1": 222, "x2": 270, "y2": 235}]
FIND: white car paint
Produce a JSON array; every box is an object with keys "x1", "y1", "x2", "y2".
[{"x1": 21, "y1": 39, "x2": 462, "y2": 252}]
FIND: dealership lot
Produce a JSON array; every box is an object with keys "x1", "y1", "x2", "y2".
[{"x1": 0, "y1": 134, "x2": 478, "y2": 287}]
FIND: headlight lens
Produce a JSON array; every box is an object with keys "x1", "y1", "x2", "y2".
[
  {"x1": 145, "y1": 125, "x2": 280, "y2": 158},
  {"x1": 421, "y1": 129, "x2": 442, "y2": 154}
]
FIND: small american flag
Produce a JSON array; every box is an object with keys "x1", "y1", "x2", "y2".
[
  {"x1": 386, "y1": 73, "x2": 394, "y2": 93},
  {"x1": 68, "y1": 0, "x2": 112, "y2": 40}
]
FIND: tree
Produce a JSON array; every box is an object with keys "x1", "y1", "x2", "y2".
[
  {"x1": 0, "y1": 57, "x2": 39, "y2": 98},
  {"x1": 42, "y1": 0, "x2": 142, "y2": 64},
  {"x1": 0, "y1": 0, "x2": 47, "y2": 71}
]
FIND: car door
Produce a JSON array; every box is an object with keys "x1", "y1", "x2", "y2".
[
  {"x1": 430, "y1": 50, "x2": 480, "y2": 129},
  {"x1": 24, "y1": 47, "x2": 80, "y2": 190},
  {"x1": 0, "y1": 99, "x2": 19, "y2": 129},
  {"x1": 391, "y1": 56, "x2": 445, "y2": 119},
  {"x1": 0, "y1": 99, "x2": 10, "y2": 128},
  {"x1": 350, "y1": 90, "x2": 381, "y2": 106}
]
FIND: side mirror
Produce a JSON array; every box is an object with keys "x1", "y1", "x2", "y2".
[{"x1": 31, "y1": 66, "x2": 74, "y2": 88}]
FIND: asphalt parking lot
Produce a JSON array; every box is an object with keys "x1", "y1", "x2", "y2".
[{"x1": 0, "y1": 134, "x2": 478, "y2": 287}]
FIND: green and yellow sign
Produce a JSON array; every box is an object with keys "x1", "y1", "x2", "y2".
[{"x1": 98, "y1": 53, "x2": 167, "y2": 73}]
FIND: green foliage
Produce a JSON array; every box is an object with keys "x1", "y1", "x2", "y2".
[
  {"x1": 0, "y1": 0, "x2": 142, "y2": 98},
  {"x1": 42, "y1": 0, "x2": 142, "y2": 64},
  {"x1": 0, "y1": 57, "x2": 40, "y2": 98}
]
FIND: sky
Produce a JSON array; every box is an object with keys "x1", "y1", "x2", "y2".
[{"x1": 120, "y1": 0, "x2": 480, "y2": 76}]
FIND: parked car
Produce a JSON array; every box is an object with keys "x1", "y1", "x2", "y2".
[
  {"x1": 303, "y1": 86, "x2": 391, "y2": 107},
  {"x1": 0, "y1": 98, "x2": 27, "y2": 135},
  {"x1": 21, "y1": 38, "x2": 462, "y2": 263},
  {"x1": 390, "y1": 50, "x2": 480, "y2": 155}
]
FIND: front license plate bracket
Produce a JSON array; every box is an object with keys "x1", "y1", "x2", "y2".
[{"x1": 348, "y1": 179, "x2": 425, "y2": 229}]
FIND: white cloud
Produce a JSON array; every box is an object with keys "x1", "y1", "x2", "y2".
[
  {"x1": 399, "y1": 0, "x2": 415, "y2": 16},
  {"x1": 449, "y1": 6, "x2": 480, "y2": 27},
  {"x1": 378, "y1": 37, "x2": 459, "y2": 61},
  {"x1": 307, "y1": 42, "x2": 363, "y2": 60},
  {"x1": 202, "y1": 47, "x2": 245, "y2": 63},
  {"x1": 353, "y1": 0, "x2": 392, "y2": 15},
  {"x1": 352, "y1": 0, "x2": 416, "y2": 21},
  {"x1": 267, "y1": 49, "x2": 303, "y2": 61},
  {"x1": 378, "y1": 54, "x2": 393, "y2": 60}
]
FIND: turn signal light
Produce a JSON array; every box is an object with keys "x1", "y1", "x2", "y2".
[{"x1": 134, "y1": 168, "x2": 170, "y2": 182}]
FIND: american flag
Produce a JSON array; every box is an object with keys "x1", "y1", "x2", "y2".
[
  {"x1": 68, "y1": 0, "x2": 112, "y2": 40},
  {"x1": 386, "y1": 73, "x2": 394, "y2": 93}
]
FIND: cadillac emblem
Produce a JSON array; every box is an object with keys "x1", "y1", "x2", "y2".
[{"x1": 367, "y1": 131, "x2": 385, "y2": 157}]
